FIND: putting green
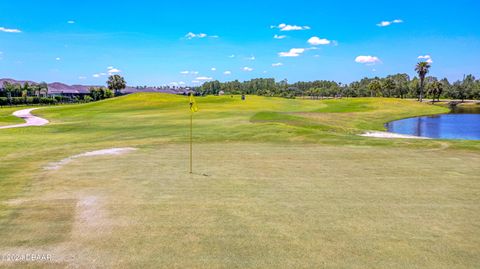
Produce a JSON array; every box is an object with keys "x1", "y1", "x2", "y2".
[{"x1": 0, "y1": 94, "x2": 479, "y2": 268}]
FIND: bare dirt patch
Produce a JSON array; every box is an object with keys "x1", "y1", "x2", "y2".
[{"x1": 45, "y1": 148, "x2": 137, "y2": 170}]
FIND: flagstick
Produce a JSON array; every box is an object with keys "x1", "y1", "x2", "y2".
[{"x1": 190, "y1": 112, "x2": 193, "y2": 174}]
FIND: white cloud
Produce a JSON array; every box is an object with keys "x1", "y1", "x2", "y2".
[
  {"x1": 308, "y1": 36, "x2": 331, "y2": 45},
  {"x1": 246, "y1": 56, "x2": 256, "y2": 60},
  {"x1": 170, "y1": 81, "x2": 186, "y2": 86},
  {"x1": 185, "y1": 32, "x2": 217, "y2": 39},
  {"x1": 313, "y1": 54, "x2": 320, "y2": 58},
  {"x1": 78, "y1": 76, "x2": 87, "y2": 80},
  {"x1": 279, "y1": 48, "x2": 306, "y2": 57},
  {"x1": 192, "y1": 80, "x2": 201, "y2": 84},
  {"x1": 185, "y1": 32, "x2": 204, "y2": 39},
  {"x1": 92, "y1": 73, "x2": 107, "y2": 78},
  {"x1": 228, "y1": 54, "x2": 235, "y2": 58},
  {"x1": 355, "y1": 55, "x2": 381, "y2": 64},
  {"x1": 107, "y1": 67, "x2": 121, "y2": 74},
  {"x1": 274, "y1": 34, "x2": 287, "y2": 39},
  {"x1": 272, "y1": 23, "x2": 311, "y2": 31},
  {"x1": 67, "y1": 20, "x2": 75, "y2": 24},
  {"x1": 211, "y1": 67, "x2": 217, "y2": 71},
  {"x1": 108, "y1": 68, "x2": 121, "y2": 74},
  {"x1": 55, "y1": 57, "x2": 61, "y2": 61},
  {"x1": 418, "y1": 55, "x2": 433, "y2": 64},
  {"x1": 196, "y1": 76, "x2": 213, "y2": 81},
  {"x1": 223, "y1": 71, "x2": 232, "y2": 75},
  {"x1": 243, "y1": 67, "x2": 253, "y2": 72},
  {"x1": 377, "y1": 19, "x2": 403, "y2": 27},
  {"x1": 377, "y1": 21, "x2": 391, "y2": 27},
  {"x1": 272, "y1": 62, "x2": 283, "y2": 67},
  {"x1": 93, "y1": 67, "x2": 120, "y2": 78},
  {"x1": 0, "y1": 27, "x2": 21, "y2": 33},
  {"x1": 180, "y1": 70, "x2": 199, "y2": 75}
]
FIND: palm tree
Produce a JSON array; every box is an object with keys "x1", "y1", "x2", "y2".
[
  {"x1": 427, "y1": 81, "x2": 443, "y2": 102},
  {"x1": 415, "y1": 61, "x2": 431, "y2": 102},
  {"x1": 107, "y1": 75, "x2": 127, "y2": 96}
]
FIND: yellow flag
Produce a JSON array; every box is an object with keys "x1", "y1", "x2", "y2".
[{"x1": 189, "y1": 93, "x2": 198, "y2": 113}]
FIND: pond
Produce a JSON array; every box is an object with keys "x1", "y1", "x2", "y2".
[{"x1": 386, "y1": 105, "x2": 480, "y2": 140}]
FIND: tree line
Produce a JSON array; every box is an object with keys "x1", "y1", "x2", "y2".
[
  {"x1": 199, "y1": 63, "x2": 480, "y2": 101},
  {"x1": 0, "y1": 75, "x2": 127, "y2": 107},
  {"x1": 0, "y1": 81, "x2": 58, "y2": 107}
]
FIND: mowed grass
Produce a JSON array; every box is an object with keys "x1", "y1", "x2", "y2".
[
  {"x1": 0, "y1": 107, "x2": 25, "y2": 126},
  {"x1": 0, "y1": 94, "x2": 479, "y2": 268}
]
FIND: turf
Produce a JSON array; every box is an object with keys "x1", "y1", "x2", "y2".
[
  {"x1": 0, "y1": 94, "x2": 479, "y2": 268},
  {"x1": 0, "y1": 107, "x2": 25, "y2": 126}
]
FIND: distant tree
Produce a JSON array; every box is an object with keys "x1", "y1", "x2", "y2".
[
  {"x1": 107, "y1": 75, "x2": 126, "y2": 96},
  {"x1": 341, "y1": 84, "x2": 356, "y2": 98},
  {"x1": 83, "y1": 95, "x2": 93, "y2": 103},
  {"x1": 2, "y1": 82, "x2": 15, "y2": 104},
  {"x1": 427, "y1": 81, "x2": 443, "y2": 102},
  {"x1": 368, "y1": 80, "x2": 382, "y2": 97},
  {"x1": 38, "y1": 82, "x2": 49, "y2": 97},
  {"x1": 23, "y1": 82, "x2": 31, "y2": 97},
  {"x1": 415, "y1": 61, "x2": 431, "y2": 102},
  {"x1": 278, "y1": 79, "x2": 288, "y2": 91},
  {"x1": 89, "y1": 87, "x2": 103, "y2": 101},
  {"x1": 382, "y1": 78, "x2": 396, "y2": 97},
  {"x1": 391, "y1": 73, "x2": 410, "y2": 98},
  {"x1": 462, "y1": 74, "x2": 475, "y2": 101},
  {"x1": 439, "y1": 78, "x2": 451, "y2": 99},
  {"x1": 21, "y1": 89, "x2": 28, "y2": 104},
  {"x1": 409, "y1": 77, "x2": 420, "y2": 98},
  {"x1": 473, "y1": 79, "x2": 480, "y2": 99},
  {"x1": 104, "y1": 88, "x2": 114, "y2": 98},
  {"x1": 3, "y1": 82, "x2": 14, "y2": 96},
  {"x1": 450, "y1": 81, "x2": 466, "y2": 102},
  {"x1": 90, "y1": 87, "x2": 114, "y2": 100}
]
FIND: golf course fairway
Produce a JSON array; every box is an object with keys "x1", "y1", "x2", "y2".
[{"x1": 0, "y1": 94, "x2": 479, "y2": 268}]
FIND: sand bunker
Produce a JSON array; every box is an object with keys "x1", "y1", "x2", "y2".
[{"x1": 45, "y1": 148, "x2": 137, "y2": 170}]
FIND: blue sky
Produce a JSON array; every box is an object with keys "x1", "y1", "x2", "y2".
[{"x1": 1, "y1": 0, "x2": 479, "y2": 87}]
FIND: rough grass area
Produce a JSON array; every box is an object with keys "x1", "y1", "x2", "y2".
[{"x1": 0, "y1": 94, "x2": 479, "y2": 268}]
